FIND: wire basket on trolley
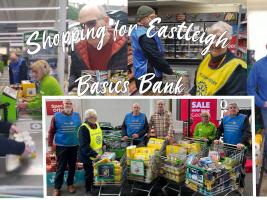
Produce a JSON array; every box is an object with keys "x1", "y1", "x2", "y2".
[
  {"x1": 185, "y1": 143, "x2": 246, "y2": 196},
  {"x1": 103, "y1": 131, "x2": 130, "y2": 159},
  {"x1": 93, "y1": 152, "x2": 127, "y2": 196},
  {"x1": 126, "y1": 138, "x2": 167, "y2": 195},
  {"x1": 159, "y1": 137, "x2": 209, "y2": 195}
]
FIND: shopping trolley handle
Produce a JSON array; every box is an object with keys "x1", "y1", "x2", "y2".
[
  {"x1": 215, "y1": 142, "x2": 247, "y2": 150},
  {"x1": 183, "y1": 137, "x2": 208, "y2": 143}
]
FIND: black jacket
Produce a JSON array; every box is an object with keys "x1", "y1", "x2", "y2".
[
  {"x1": 190, "y1": 51, "x2": 247, "y2": 95},
  {"x1": 139, "y1": 35, "x2": 173, "y2": 76},
  {"x1": 0, "y1": 121, "x2": 25, "y2": 156},
  {"x1": 9, "y1": 59, "x2": 28, "y2": 85}
]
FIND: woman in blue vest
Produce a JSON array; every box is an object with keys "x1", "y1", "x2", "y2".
[
  {"x1": 78, "y1": 109, "x2": 103, "y2": 195},
  {"x1": 121, "y1": 103, "x2": 149, "y2": 145},
  {"x1": 131, "y1": 5, "x2": 173, "y2": 91},
  {"x1": 48, "y1": 99, "x2": 81, "y2": 196},
  {"x1": 215, "y1": 102, "x2": 250, "y2": 192}
]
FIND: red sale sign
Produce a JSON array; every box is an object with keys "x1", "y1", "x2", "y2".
[
  {"x1": 46, "y1": 101, "x2": 64, "y2": 115},
  {"x1": 180, "y1": 99, "x2": 218, "y2": 137}
]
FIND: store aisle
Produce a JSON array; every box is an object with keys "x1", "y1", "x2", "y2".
[
  {"x1": 260, "y1": 172, "x2": 267, "y2": 195},
  {"x1": 0, "y1": 67, "x2": 10, "y2": 91}
]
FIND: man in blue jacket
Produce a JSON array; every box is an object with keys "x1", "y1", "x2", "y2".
[
  {"x1": 247, "y1": 54, "x2": 267, "y2": 170},
  {"x1": 121, "y1": 103, "x2": 149, "y2": 145},
  {"x1": 9, "y1": 52, "x2": 28, "y2": 84},
  {"x1": 48, "y1": 99, "x2": 81, "y2": 196},
  {"x1": 131, "y1": 5, "x2": 173, "y2": 90}
]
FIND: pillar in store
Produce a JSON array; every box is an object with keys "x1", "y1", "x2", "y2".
[{"x1": 57, "y1": 0, "x2": 67, "y2": 93}]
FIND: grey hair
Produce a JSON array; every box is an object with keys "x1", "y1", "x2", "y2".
[
  {"x1": 84, "y1": 109, "x2": 97, "y2": 119},
  {"x1": 207, "y1": 21, "x2": 233, "y2": 40},
  {"x1": 201, "y1": 110, "x2": 210, "y2": 118},
  {"x1": 228, "y1": 102, "x2": 239, "y2": 108}
]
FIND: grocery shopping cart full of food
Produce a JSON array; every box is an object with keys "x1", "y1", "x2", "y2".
[
  {"x1": 126, "y1": 138, "x2": 166, "y2": 195},
  {"x1": 93, "y1": 152, "x2": 127, "y2": 196},
  {"x1": 159, "y1": 137, "x2": 209, "y2": 195},
  {"x1": 185, "y1": 143, "x2": 246, "y2": 196}
]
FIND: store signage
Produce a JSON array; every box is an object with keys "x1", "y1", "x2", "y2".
[
  {"x1": 180, "y1": 99, "x2": 218, "y2": 137},
  {"x1": 46, "y1": 101, "x2": 64, "y2": 115}
]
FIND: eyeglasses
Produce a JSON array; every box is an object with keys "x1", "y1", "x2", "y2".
[{"x1": 80, "y1": 17, "x2": 104, "y2": 29}]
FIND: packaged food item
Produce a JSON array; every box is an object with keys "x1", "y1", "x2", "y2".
[
  {"x1": 101, "y1": 152, "x2": 116, "y2": 161},
  {"x1": 147, "y1": 138, "x2": 165, "y2": 150},
  {"x1": 126, "y1": 145, "x2": 136, "y2": 159},
  {"x1": 21, "y1": 80, "x2": 36, "y2": 97},
  {"x1": 208, "y1": 151, "x2": 220, "y2": 162}
]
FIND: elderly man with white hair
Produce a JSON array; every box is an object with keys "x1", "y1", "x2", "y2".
[
  {"x1": 78, "y1": 109, "x2": 103, "y2": 195},
  {"x1": 190, "y1": 21, "x2": 247, "y2": 96},
  {"x1": 193, "y1": 111, "x2": 217, "y2": 143},
  {"x1": 48, "y1": 99, "x2": 81, "y2": 196}
]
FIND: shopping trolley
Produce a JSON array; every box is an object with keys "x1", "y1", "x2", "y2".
[
  {"x1": 126, "y1": 138, "x2": 167, "y2": 195},
  {"x1": 185, "y1": 143, "x2": 246, "y2": 196},
  {"x1": 159, "y1": 137, "x2": 209, "y2": 195},
  {"x1": 93, "y1": 153, "x2": 127, "y2": 196}
]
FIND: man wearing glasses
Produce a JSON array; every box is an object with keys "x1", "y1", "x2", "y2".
[
  {"x1": 131, "y1": 5, "x2": 173, "y2": 90},
  {"x1": 68, "y1": 4, "x2": 127, "y2": 91}
]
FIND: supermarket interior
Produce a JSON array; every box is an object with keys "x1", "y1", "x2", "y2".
[
  {"x1": 44, "y1": 98, "x2": 253, "y2": 196},
  {"x1": 127, "y1": 0, "x2": 247, "y2": 95}
]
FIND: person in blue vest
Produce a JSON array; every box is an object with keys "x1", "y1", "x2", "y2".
[
  {"x1": 214, "y1": 102, "x2": 249, "y2": 192},
  {"x1": 121, "y1": 103, "x2": 149, "y2": 145},
  {"x1": 9, "y1": 51, "x2": 28, "y2": 85},
  {"x1": 48, "y1": 99, "x2": 81, "y2": 196},
  {"x1": 215, "y1": 102, "x2": 250, "y2": 147},
  {"x1": 131, "y1": 5, "x2": 173, "y2": 91},
  {"x1": 78, "y1": 109, "x2": 103, "y2": 196},
  {"x1": 247, "y1": 54, "x2": 267, "y2": 171}
]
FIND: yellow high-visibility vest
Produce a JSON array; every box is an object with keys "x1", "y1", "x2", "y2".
[
  {"x1": 196, "y1": 54, "x2": 247, "y2": 95},
  {"x1": 80, "y1": 122, "x2": 103, "y2": 160}
]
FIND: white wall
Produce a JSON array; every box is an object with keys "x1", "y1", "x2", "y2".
[{"x1": 248, "y1": 10, "x2": 267, "y2": 60}]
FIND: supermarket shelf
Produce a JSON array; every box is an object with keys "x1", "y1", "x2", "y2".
[
  {"x1": 240, "y1": 21, "x2": 247, "y2": 24},
  {"x1": 238, "y1": 34, "x2": 247, "y2": 39}
]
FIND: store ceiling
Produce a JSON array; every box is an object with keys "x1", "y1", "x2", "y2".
[{"x1": 0, "y1": 0, "x2": 59, "y2": 46}]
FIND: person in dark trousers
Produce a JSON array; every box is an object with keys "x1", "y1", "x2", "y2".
[
  {"x1": 78, "y1": 109, "x2": 103, "y2": 196},
  {"x1": 9, "y1": 52, "x2": 28, "y2": 85},
  {"x1": 0, "y1": 121, "x2": 27, "y2": 156},
  {"x1": 214, "y1": 102, "x2": 250, "y2": 193},
  {"x1": 131, "y1": 5, "x2": 173, "y2": 91},
  {"x1": 48, "y1": 99, "x2": 81, "y2": 196},
  {"x1": 121, "y1": 103, "x2": 149, "y2": 146}
]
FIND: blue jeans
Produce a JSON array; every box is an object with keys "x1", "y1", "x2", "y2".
[{"x1": 261, "y1": 108, "x2": 267, "y2": 158}]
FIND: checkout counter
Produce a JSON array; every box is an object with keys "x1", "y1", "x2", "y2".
[{"x1": 0, "y1": 84, "x2": 43, "y2": 197}]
